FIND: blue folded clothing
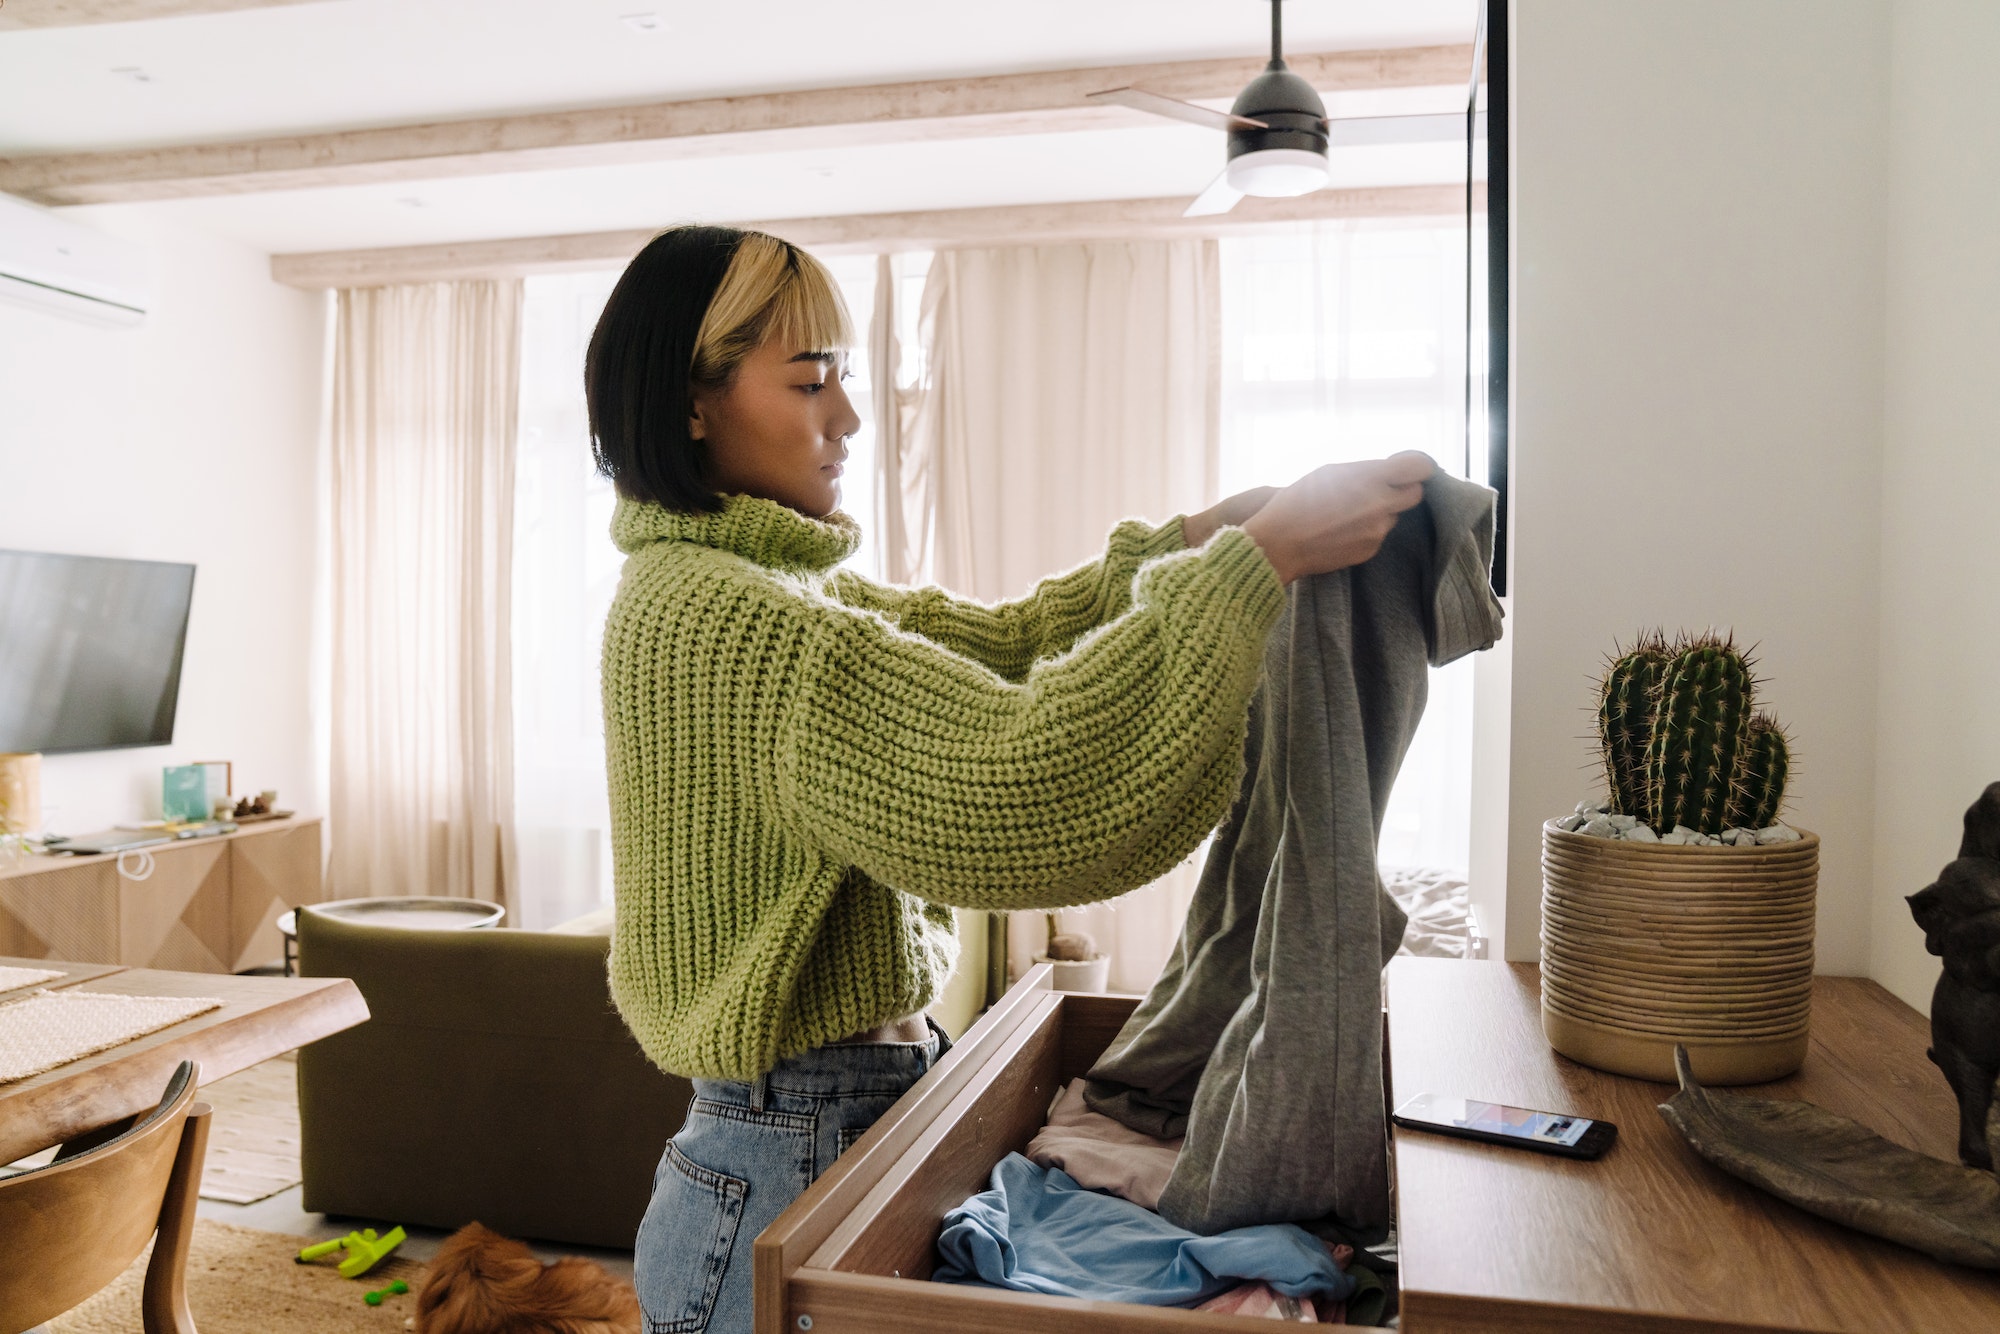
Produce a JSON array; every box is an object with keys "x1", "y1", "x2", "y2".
[{"x1": 933, "y1": 1152, "x2": 1355, "y2": 1307}]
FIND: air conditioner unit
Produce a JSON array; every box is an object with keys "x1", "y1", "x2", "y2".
[{"x1": 0, "y1": 191, "x2": 151, "y2": 327}]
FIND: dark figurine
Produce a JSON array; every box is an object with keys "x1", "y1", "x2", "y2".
[{"x1": 1907, "y1": 781, "x2": 2000, "y2": 1170}]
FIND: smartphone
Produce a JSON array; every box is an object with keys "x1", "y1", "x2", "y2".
[{"x1": 1392, "y1": 1092, "x2": 1617, "y2": 1160}]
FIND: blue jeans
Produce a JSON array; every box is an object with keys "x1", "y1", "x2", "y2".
[{"x1": 633, "y1": 1019, "x2": 950, "y2": 1334}]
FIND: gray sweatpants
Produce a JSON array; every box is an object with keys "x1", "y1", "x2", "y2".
[{"x1": 1084, "y1": 473, "x2": 1504, "y2": 1238}]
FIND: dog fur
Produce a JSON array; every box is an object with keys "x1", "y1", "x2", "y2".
[{"x1": 416, "y1": 1222, "x2": 642, "y2": 1334}]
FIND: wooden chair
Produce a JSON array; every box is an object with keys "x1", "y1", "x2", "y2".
[{"x1": 0, "y1": 1060, "x2": 212, "y2": 1334}]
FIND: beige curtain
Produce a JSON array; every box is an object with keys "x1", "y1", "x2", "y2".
[
  {"x1": 328, "y1": 280, "x2": 522, "y2": 914},
  {"x1": 897, "y1": 241, "x2": 1223, "y2": 993}
]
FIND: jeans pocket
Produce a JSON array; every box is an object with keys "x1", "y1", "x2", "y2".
[
  {"x1": 634, "y1": 1140, "x2": 749, "y2": 1333},
  {"x1": 836, "y1": 1124, "x2": 867, "y2": 1158}
]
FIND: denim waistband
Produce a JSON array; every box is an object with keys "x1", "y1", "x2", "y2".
[{"x1": 692, "y1": 1015, "x2": 952, "y2": 1109}]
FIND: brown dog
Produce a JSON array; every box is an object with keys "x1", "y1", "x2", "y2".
[{"x1": 416, "y1": 1222, "x2": 642, "y2": 1334}]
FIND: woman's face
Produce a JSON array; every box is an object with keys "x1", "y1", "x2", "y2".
[{"x1": 692, "y1": 338, "x2": 861, "y2": 519}]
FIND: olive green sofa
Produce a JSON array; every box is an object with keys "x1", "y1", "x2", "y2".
[{"x1": 297, "y1": 906, "x2": 692, "y2": 1249}]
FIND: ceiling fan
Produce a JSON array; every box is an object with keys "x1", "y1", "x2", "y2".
[{"x1": 1088, "y1": 0, "x2": 1462, "y2": 217}]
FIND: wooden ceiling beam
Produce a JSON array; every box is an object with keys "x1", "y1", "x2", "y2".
[
  {"x1": 270, "y1": 184, "x2": 1479, "y2": 289},
  {"x1": 1, "y1": 44, "x2": 1472, "y2": 205}
]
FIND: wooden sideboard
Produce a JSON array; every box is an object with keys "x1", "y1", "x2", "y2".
[
  {"x1": 0, "y1": 817, "x2": 323, "y2": 974},
  {"x1": 1387, "y1": 957, "x2": 2000, "y2": 1332}
]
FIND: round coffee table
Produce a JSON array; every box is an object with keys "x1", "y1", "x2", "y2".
[{"x1": 278, "y1": 896, "x2": 506, "y2": 975}]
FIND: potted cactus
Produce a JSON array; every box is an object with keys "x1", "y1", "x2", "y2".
[
  {"x1": 1542, "y1": 633, "x2": 1819, "y2": 1085},
  {"x1": 1032, "y1": 910, "x2": 1110, "y2": 992}
]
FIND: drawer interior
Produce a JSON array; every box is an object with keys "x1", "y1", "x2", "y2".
[{"x1": 816, "y1": 990, "x2": 1138, "y2": 1282}]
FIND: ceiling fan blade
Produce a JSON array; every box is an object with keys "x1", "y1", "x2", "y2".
[
  {"x1": 1183, "y1": 168, "x2": 1245, "y2": 218},
  {"x1": 1320, "y1": 112, "x2": 1466, "y2": 148},
  {"x1": 1088, "y1": 86, "x2": 1268, "y2": 133}
]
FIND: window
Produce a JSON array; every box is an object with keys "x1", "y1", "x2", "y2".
[
  {"x1": 509, "y1": 230, "x2": 1478, "y2": 928},
  {"x1": 1220, "y1": 223, "x2": 1478, "y2": 874},
  {"x1": 510, "y1": 252, "x2": 924, "y2": 924},
  {"x1": 512, "y1": 270, "x2": 622, "y2": 928}
]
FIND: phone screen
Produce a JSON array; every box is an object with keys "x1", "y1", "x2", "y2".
[{"x1": 1396, "y1": 1092, "x2": 1595, "y2": 1147}]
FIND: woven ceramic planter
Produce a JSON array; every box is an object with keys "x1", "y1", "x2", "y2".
[{"x1": 1540, "y1": 819, "x2": 1819, "y2": 1085}]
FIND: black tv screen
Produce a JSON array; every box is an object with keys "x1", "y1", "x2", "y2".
[{"x1": 0, "y1": 549, "x2": 196, "y2": 754}]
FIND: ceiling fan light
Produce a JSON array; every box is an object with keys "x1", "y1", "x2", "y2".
[{"x1": 1225, "y1": 148, "x2": 1329, "y2": 198}]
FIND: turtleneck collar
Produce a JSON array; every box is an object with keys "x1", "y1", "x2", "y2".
[{"x1": 611, "y1": 492, "x2": 862, "y2": 574}]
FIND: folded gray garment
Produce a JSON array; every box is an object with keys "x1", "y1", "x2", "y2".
[{"x1": 1084, "y1": 472, "x2": 1504, "y2": 1238}]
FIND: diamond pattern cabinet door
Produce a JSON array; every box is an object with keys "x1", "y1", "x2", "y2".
[
  {"x1": 118, "y1": 840, "x2": 232, "y2": 972},
  {"x1": 229, "y1": 822, "x2": 324, "y2": 974},
  {"x1": 0, "y1": 862, "x2": 118, "y2": 962}
]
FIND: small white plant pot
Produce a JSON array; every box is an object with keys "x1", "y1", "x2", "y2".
[{"x1": 1033, "y1": 953, "x2": 1111, "y2": 993}]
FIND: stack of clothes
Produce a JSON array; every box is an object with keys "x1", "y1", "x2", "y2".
[
  {"x1": 932, "y1": 475, "x2": 1504, "y2": 1323},
  {"x1": 933, "y1": 1079, "x2": 1386, "y2": 1322}
]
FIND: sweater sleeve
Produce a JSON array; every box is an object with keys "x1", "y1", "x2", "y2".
[
  {"x1": 823, "y1": 516, "x2": 1188, "y2": 683},
  {"x1": 776, "y1": 527, "x2": 1284, "y2": 912}
]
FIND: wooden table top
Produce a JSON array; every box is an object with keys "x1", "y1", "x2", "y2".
[
  {"x1": 0, "y1": 955, "x2": 367, "y2": 1165},
  {"x1": 1386, "y1": 958, "x2": 2000, "y2": 1334}
]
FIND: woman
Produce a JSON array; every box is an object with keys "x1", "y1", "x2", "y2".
[{"x1": 588, "y1": 225, "x2": 1431, "y2": 1332}]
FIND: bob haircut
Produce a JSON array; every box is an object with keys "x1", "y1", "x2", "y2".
[{"x1": 586, "y1": 225, "x2": 856, "y2": 513}]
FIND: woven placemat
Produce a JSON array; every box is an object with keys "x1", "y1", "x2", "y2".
[
  {"x1": 0, "y1": 964, "x2": 65, "y2": 997},
  {"x1": 0, "y1": 989, "x2": 222, "y2": 1084}
]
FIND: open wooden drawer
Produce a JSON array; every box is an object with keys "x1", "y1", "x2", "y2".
[{"x1": 753, "y1": 966, "x2": 1390, "y2": 1334}]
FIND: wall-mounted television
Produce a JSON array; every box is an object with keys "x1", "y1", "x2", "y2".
[{"x1": 0, "y1": 549, "x2": 196, "y2": 754}]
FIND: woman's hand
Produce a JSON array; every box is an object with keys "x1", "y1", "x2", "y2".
[
  {"x1": 1182, "y1": 486, "x2": 1281, "y2": 549},
  {"x1": 1240, "y1": 451, "x2": 1435, "y2": 586}
]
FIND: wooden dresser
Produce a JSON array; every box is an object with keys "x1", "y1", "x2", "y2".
[
  {"x1": 1388, "y1": 957, "x2": 2000, "y2": 1332},
  {"x1": 0, "y1": 817, "x2": 323, "y2": 974}
]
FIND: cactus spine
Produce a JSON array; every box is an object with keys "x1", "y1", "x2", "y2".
[
  {"x1": 1593, "y1": 631, "x2": 1790, "y2": 837},
  {"x1": 1729, "y1": 714, "x2": 1791, "y2": 831},
  {"x1": 1598, "y1": 635, "x2": 1669, "y2": 817},
  {"x1": 1645, "y1": 638, "x2": 1751, "y2": 836}
]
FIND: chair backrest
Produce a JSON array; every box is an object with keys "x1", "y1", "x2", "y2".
[{"x1": 0, "y1": 1060, "x2": 207, "y2": 1334}]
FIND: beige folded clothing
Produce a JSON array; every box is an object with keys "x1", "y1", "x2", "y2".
[{"x1": 1025, "y1": 1078, "x2": 1183, "y2": 1210}]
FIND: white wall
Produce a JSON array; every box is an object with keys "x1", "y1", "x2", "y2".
[
  {"x1": 1505, "y1": 1, "x2": 1891, "y2": 973},
  {"x1": 0, "y1": 206, "x2": 325, "y2": 836},
  {"x1": 1870, "y1": 0, "x2": 2000, "y2": 1010}
]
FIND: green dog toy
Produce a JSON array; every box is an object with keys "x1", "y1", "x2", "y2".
[
  {"x1": 364, "y1": 1279, "x2": 411, "y2": 1306},
  {"x1": 295, "y1": 1226, "x2": 408, "y2": 1279}
]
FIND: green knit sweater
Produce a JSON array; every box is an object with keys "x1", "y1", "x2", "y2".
[{"x1": 602, "y1": 493, "x2": 1286, "y2": 1080}]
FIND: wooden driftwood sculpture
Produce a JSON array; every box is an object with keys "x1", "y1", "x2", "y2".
[
  {"x1": 1658, "y1": 1045, "x2": 2000, "y2": 1269},
  {"x1": 1907, "y1": 781, "x2": 2000, "y2": 1169}
]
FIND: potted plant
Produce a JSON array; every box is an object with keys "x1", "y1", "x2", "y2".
[
  {"x1": 1032, "y1": 910, "x2": 1110, "y2": 992},
  {"x1": 0, "y1": 752, "x2": 39, "y2": 868},
  {"x1": 1541, "y1": 633, "x2": 1818, "y2": 1085}
]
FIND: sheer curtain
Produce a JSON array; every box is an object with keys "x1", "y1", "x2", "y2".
[
  {"x1": 513, "y1": 270, "x2": 620, "y2": 929},
  {"x1": 328, "y1": 279, "x2": 522, "y2": 913},
  {"x1": 1219, "y1": 221, "x2": 1476, "y2": 874},
  {"x1": 893, "y1": 240, "x2": 1224, "y2": 994}
]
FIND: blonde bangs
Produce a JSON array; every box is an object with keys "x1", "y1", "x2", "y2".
[{"x1": 691, "y1": 232, "x2": 854, "y2": 387}]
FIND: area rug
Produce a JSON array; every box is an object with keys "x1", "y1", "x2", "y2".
[
  {"x1": 197, "y1": 1051, "x2": 303, "y2": 1204},
  {"x1": 49, "y1": 1219, "x2": 428, "y2": 1334}
]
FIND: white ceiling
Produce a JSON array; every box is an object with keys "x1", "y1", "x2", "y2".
[{"x1": 0, "y1": 0, "x2": 1480, "y2": 255}]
